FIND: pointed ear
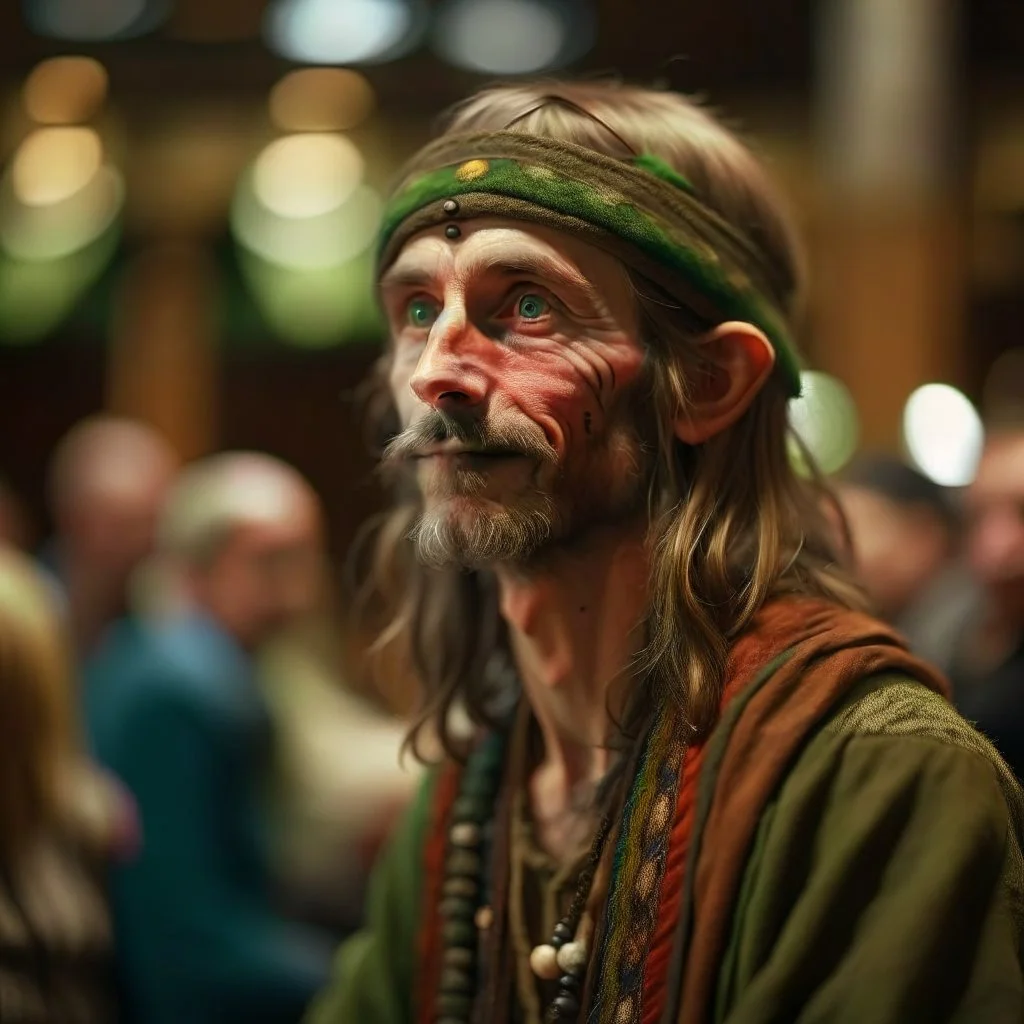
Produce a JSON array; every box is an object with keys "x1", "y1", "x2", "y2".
[{"x1": 673, "y1": 321, "x2": 776, "y2": 444}]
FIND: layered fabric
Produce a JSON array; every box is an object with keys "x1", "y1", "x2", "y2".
[
  {"x1": 376, "y1": 131, "x2": 803, "y2": 397},
  {"x1": 306, "y1": 600, "x2": 1024, "y2": 1023}
]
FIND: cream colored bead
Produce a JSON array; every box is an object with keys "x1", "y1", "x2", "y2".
[
  {"x1": 528, "y1": 943, "x2": 561, "y2": 980},
  {"x1": 556, "y1": 940, "x2": 588, "y2": 975},
  {"x1": 450, "y1": 822, "x2": 481, "y2": 848}
]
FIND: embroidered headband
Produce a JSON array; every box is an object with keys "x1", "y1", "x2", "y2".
[{"x1": 377, "y1": 130, "x2": 803, "y2": 398}]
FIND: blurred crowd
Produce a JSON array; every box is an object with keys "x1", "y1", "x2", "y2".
[
  {"x1": 0, "y1": 417, "x2": 418, "y2": 1023},
  {"x1": 0, "y1": 409, "x2": 1022, "y2": 1022}
]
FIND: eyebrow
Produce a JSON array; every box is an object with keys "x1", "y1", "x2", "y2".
[{"x1": 380, "y1": 251, "x2": 609, "y2": 314}]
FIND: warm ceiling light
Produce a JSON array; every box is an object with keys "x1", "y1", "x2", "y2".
[
  {"x1": 1, "y1": 163, "x2": 124, "y2": 261},
  {"x1": 24, "y1": 0, "x2": 170, "y2": 40},
  {"x1": 23, "y1": 56, "x2": 108, "y2": 125},
  {"x1": 431, "y1": 0, "x2": 594, "y2": 75},
  {"x1": 264, "y1": 0, "x2": 426, "y2": 65},
  {"x1": 12, "y1": 127, "x2": 104, "y2": 207},
  {"x1": 252, "y1": 134, "x2": 365, "y2": 219},
  {"x1": 269, "y1": 69, "x2": 376, "y2": 133}
]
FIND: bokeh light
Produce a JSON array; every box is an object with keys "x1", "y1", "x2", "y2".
[
  {"x1": 232, "y1": 174, "x2": 382, "y2": 271},
  {"x1": 25, "y1": 0, "x2": 170, "y2": 40},
  {"x1": 431, "y1": 0, "x2": 594, "y2": 75},
  {"x1": 264, "y1": 0, "x2": 426, "y2": 64},
  {"x1": 269, "y1": 69, "x2": 376, "y2": 133},
  {"x1": 903, "y1": 383, "x2": 984, "y2": 487},
  {"x1": 23, "y1": 57, "x2": 109, "y2": 125},
  {"x1": 239, "y1": 250, "x2": 381, "y2": 348},
  {"x1": 252, "y1": 135, "x2": 364, "y2": 219},
  {"x1": 787, "y1": 370, "x2": 860, "y2": 475},
  {"x1": 2, "y1": 163, "x2": 125, "y2": 261},
  {"x1": 12, "y1": 128, "x2": 104, "y2": 207},
  {"x1": 0, "y1": 229, "x2": 119, "y2": 343}
]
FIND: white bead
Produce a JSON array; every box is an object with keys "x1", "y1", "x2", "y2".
[
  {"x1": 556, "y1": 940, "x2": 588, "y2": 975},
  {"x1": 529, "y1": 944, "x2": 561, "y2": 980},
  {"x1": 450, "y1": 822, "x2": 481, "y2": 848}
]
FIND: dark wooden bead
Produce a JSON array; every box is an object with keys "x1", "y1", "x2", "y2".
[
  {"x1": 452, "y1": 797, "x2": 488, "y2": 823},
  {"x1": 446, "y1": 850, "x2": 482, "y2": 878},
  {"x1": 439, "y1": 967, "x2": 474, "y2": 995},
  {"x1": 442, "y1": 920, "x2": 477, "y2": 947},
  {"x1": 439, "y1": 896, "x2": 476, "y2": 921},
  {"x1": 558, "y1": 973, "x2": 581, "y2": 994},
  {"x1": 444, "y1": 224, "x2": 462, "y2": 239},
  {"x1": 442, "y1": 947, "x2": 474, "y2": 970},
  {"x1": 442, "y1": 877, "x2": 479, "y2": 899},
  {"x1": 438, "y1": 992, "x2": 473, "y2": 1016},
  {"x1": 550, "y1": 992, "x2": 581, "y2": 1017},
  {"x1": 552, "y1": 921, "x2": 573, "y2": 943}
]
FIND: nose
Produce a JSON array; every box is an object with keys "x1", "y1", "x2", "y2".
[{"x1": 409, "y1": 316, "x2": 489, "y2": 412}]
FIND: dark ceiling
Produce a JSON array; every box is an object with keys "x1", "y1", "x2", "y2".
[{"x1": 0, "y1": 0, "x2": 1020, "y2": 118}]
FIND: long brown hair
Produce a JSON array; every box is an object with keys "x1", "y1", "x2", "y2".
[
  {"x1": 0, "y1": 546, "x2": 77, "y2": 865},
  {"x1": 360, "y1": 80, "x2": 865, "y2": 759}
]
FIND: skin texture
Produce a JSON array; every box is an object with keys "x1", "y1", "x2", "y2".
[{"x1": 382, "y1": 218, "x2": 774, "y2": 856}]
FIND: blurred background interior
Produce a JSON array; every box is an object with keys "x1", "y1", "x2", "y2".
[{"x1": 0, "y1": 1, "x2": 1024, "y2": 1020}]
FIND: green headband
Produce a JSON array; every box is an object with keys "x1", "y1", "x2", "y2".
[{"x1": 377, "y1": 131, "x2": 803, "y2": 398}]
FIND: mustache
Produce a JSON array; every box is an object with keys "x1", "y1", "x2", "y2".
[{"x1": 382, "y1": 410, "x2": 557, "y2": 465}]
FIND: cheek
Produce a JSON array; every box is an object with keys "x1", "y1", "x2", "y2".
[
  {"x1": 497, "y1": 341, "x2": 645, "y2": 445},
  {"x1": 388, "y1": 356, "x2": 419, "y2": 427}
]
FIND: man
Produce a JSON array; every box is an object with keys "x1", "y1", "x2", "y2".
[
  {"x1": 86, "y1": 453, "x2": 334, "y2": 1024},
  {"x1": 43, "y1": 415, "x2": 179, "y2": 657},
  {"x1": 835, "y1": 453, "x2": 979, "y2": 673},
  {"x1": 954, "y1": 423, "x2": 1024, "y2": 778},
  {"x1": 309, "y1": 81, "x2": 1024, "y2": 1024}
]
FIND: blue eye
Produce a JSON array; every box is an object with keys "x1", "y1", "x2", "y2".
[
  {"x1": 516, "y1": 293, "x2": 549, "y2": 320},
  {"x1": 406, "y1": 298, "x2": 440, "y2": 328}
]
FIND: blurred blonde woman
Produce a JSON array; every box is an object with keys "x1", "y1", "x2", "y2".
[{"x1": 0, "y1": 545, "x2": 127, "y2": 1023}]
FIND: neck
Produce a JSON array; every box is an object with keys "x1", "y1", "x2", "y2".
[
  {"x1": 496, "y1": 520, "x2": 649, "y2": 799},
  {"x1": 63, "y1": 557, "x2": 128, "y2": 656}
]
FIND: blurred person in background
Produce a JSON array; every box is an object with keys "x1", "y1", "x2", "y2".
[
  {"x1": 834, "y1": 453, "x2": 979, "y2": 673},
  {"x1": 257, "y1": 606, "x2": 418, "y2": 940},
  {"x1": 85, "y1": 453, "x2": 333, "y2": 1024},
  {"x1": 0, "y1": 476, "x2": 34, "y2": 552},
  {"x1": 0, "y1": 544, "x2": 132, "y2": 1023},
  {"x1": 42, "y1": 416, "x2": 179, "y2": 659},
  {"x1": 953, "y1": 421, "x2": 1024, "y2": 777}
]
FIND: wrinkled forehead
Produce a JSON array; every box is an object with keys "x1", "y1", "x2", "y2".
[{"x1": 379, "y1": 217, "x2": 633, "y2": 304}]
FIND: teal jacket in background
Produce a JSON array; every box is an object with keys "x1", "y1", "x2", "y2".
[{"x1": 85, "y1": 615, "x2": 333, "y2": 1024}]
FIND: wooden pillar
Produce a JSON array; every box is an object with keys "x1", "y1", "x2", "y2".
[
  {"x1": 106, "y1": 242, "x2": 219, "y2": 461},
  {"x1": 813, "y1": 0, "x2": 965, "y2": 451}
]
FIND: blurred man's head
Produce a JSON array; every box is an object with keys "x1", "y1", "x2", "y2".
[
  {"x1": 966, "y1": 426, "x2": 1024, "y2": 626},
  {"x1": 48, "y1": 417, "x2": 179, "y2": 579},
  {"x1": 835, "y1": 454, "x2": 958, "y2": 622},
  {"x1": 158, "y1": 453, "x2": 324, "y2": 650}
]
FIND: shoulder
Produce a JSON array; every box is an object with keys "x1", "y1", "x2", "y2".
[{"x1": 799, "y1": 673, "x2": 1024, "y2": 916}]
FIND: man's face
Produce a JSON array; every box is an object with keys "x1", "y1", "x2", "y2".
[
  {"x1": 380, "y1": 219, "x2": 651, "y2": 568},
  {"x1": 195, "y1": 507, "x2": 323, "y2": 649},
  {"x1": 966, "y1": 431, "x2": 1024, "y2": 624}
]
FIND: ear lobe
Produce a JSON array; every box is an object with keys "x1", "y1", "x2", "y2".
[{"x1": 673, "y1": 321, "x2": 776, "y2": 445}]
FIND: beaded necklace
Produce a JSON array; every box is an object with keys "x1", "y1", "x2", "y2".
[{"x1": 435, "y1": 714, "x2": 618, "y2": 1024}]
